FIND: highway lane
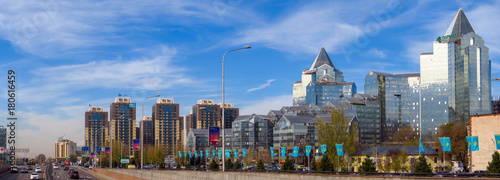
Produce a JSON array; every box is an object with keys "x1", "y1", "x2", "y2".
[
  {"x1": 0, "y1": 165, "x2": 48, "y2": 180},
  {"x1": 52, "y1": 165, "x2": 99, "y2": 180}
]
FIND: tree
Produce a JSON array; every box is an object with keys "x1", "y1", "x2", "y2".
[
  {"x1": 256, "y1": 159, "x2": 265, "y2": 170},
  {"x1": 281, "y1": 156, "x2": 295, "y2": 171},
  {"x1": 209, "y1": 159, "x2": 219, "y2": 170},
  {"x1": 309, "y1": 158, "x2": 316, "y2": 171},
  {"x1": 233, "y1": 159, "x2": 242, "y2": 170},
  {"x1": 487, "y1": 151, "x2": 500, "y2": 173},
  {"x1": 316, "y1": 108, "x2": 358, "y2": 170},
  {"x1": 225, "y1": 158, "x2": 233, "y2": 170},
  {"x1": 35, "y1": 154, "x2": 46, "y2": 164},
  {"x1": 386, "y1": 148, "x2": 409, "y2": 173},
  {"x1": 69, "y1": 154, "x2": 78, "y2": 164},
  {"x1": 359, "y1": 156, "x2": 377, "y2": 172},
  {"x1": 318, "y1": 154, "x2": 333, "y2": 171},
  {"x1": 434, "y1": 121, "x2": 468, "y2": 171},
  {"x1": 414, "y1": 154, "x2": 432, "y2": 173},
  {"x1": 393, "y1": 126, "x2": 419, "y2": 146}
]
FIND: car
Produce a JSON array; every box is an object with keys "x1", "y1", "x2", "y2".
[
  {"x1": 434, "y1": 171, "x2": 452, "y2": 177},
  {"x1": 64, "y1": 166, "x2": 69, "y2": 171},
  {"x1": 473, "y1": 170, "x2": 486, "y2": 177},
  {"x1": 10, "y1": 166, "x2": 18, "y2": 173},
  {"x1": 53, "y1": 165, "x2": 59, "y2": 169},
  {"x1": 128, "y1": 164, "x2": 136, "y2": 169},
  {"x1": 70, "y1": 170, "x2": 79, "y2": 179},
  {"x1": 30, "y1": 172, "x2": 39, "y2": 180},
  {"x1": 28, "y1": 166, "x2": 33, "y2": 170},
  {"x1": 68, "y1": 169, "x2": 74, "y2": 174},
  {"x1": 35, "y1": 167, "x2": 42, "y2": 173},
  {"x1": 20, "y1": 168, "x2": 28, "y2": 173},
  {"x1": 84, "y1": 164, "x2": 89, "y2": 168}
]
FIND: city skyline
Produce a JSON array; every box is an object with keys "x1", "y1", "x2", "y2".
[{"x1": 0, "y1": 1, "x2": 498, "y2": 158}]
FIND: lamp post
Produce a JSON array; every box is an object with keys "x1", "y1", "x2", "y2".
[
  {"x1": 141, "y1": 95, "x2": 160, "y2": 169},
  {"x1": 222, "y1": 46, "x2": 251, "y2": 171}
]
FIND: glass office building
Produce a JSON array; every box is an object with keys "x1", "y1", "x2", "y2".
[
  {"x1": 293, "y1": 47, "x2": 356, "y2": 106},
  {"x1": 273, "y1": 116, "x2": 318, "y2": 148},
  {"x1": 364, "y1": 71, "x2": 420, "y2": 142},
  {"x1": 232, "y1": 114, "x2": 273, "y2": 150},
  {"x1": 420, "y1": 8, "x2": 491, "y2": 137}
]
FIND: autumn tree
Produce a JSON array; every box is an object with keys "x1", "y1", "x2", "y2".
[
  {"x1": 386, "y1": 148, "x2": 409, "y2": 172},
  {"x1": 316, "y1": 108, "x2": 358, "y2": 170},
  {"x1": 434, "y1": 121, "x2": 468, "y2": 171},
  {"x1": 393, "y1": 126, "x2": 419, "y2": 146},
  {"x1": 69, "y1": 154, "x2": 78, "y2": 164}
]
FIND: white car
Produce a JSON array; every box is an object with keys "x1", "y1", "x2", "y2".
[
  {"x1": 53, "y1": 165, "x2": 58, "y2": 169},
  {"x1": 30, "y1": 172, "x2": 39, "y2": 180},
  {"x1": 35, "y1": 167, "x2": 42, "y2": 173}
]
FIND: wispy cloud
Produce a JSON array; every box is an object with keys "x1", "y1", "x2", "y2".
[
  {"x1": 239, "y1": 94, "x2": 292, "y2": 115},
  {"x1": 363, "y1": 48, "x2": 387, "y2": 59},
  {"x1": 247, "y1": 79, "x2": 276, "y2": 92}
]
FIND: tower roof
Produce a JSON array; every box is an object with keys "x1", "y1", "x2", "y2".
[
  {"x1": 310, "y1": 47, "x2": 335, "y2": 69},
  {"x1": 444, "y1": 8, "x2": 475, "y2": 37}
]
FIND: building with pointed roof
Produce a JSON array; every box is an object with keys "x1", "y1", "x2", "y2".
[
  {"x1": 293, "y1": 47, "x2": 356, "y2": 106},
  {"x1": 420, "y1": 8, "x2": 491, "y2": 137}
]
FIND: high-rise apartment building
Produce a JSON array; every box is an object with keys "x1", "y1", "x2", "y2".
[
  {"x1": 364, "y1": 71, "x2": 420, "y2": 142},
  {"x1": 189, "y1": 99, "x2": 239, "y2": 129},
  {"x1": 420, "y1": 8, "x2": 491, "y2": 137},
  {"x1": 110, "y1": 97, "x2": 136, "y2": 157},
  {"x1": 55, "y1": 138, "x2": 77, "y2": 159},
  {"x1": 293, "y1": 47, "x2": 356, "y2": 106},
  {"x1": 85, "y1": 106, "x2": 109, "y2": 153},
  {"x1": 141, "y1": 116, "x2": 154, "y2": 146},
  {"x1": 152, "y1": 98, "x2": 181, "y2": 156}
]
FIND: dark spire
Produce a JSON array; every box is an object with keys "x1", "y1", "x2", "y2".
[
  {"x1": 310, "y1": 47, "x2": 334, "y2": 69},
  {"x1": 444, "y1": 8, "x2": 475, "y2": 37}
]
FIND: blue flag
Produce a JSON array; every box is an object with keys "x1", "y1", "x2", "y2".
[
  {"x1": 242, "y1": 148, "x2": 247, "y2": 157},
  {"x1": 234, "y1": 149, "x2": 238, "y2": 158},
  {"x1": 466, "y1": 136, "x2": 479, "y2": 151},
  {"x1": 189, "y1": 151, "x2": 192, "y2": 158},
  {"x1": 270, "y1": 147, "x2": 274, "y2": 157},
  {"x1": 195, "y1": 151, "x2": 198, "y2": 158},
  {"x1": 179, "y1": 151, "x2": 182, "y2": 157},
  {"x1": 419, "y1": 139, "x2": 425, "y2": 152},
  {"x1": 218, "y1": 150, "x2": 222, "y2": 158},
  {"x1": 320, "y1": 144, "x2": 327, "y2": 155},
  {"x1": 439, "y1": 137, "x2": 451, "y2": 152},
  {"x1": 496, "y1": 135, "x2": 500, "y2": 150},
  {"x1": 292, "y1": 147, "x2": 299, "y2": 157},
  {"x1": 200, "y1": 151, "x2": 203, "y2": 158},
  {"x1": 225, "y1": 150, "x2": 230, "y2": 157},
  {"x1": 213, "y1": 150, "x2": 216, "y2": 158},
  {"x1": 336, "y1": 144, "x2": 343, "y2": 156},
  {"x1": 96, "y1": 147, "x2": 101, "y2": 152},
  {"x1": 184, "y1": 151, "x2": 187, "y2": 158},
  {"x1": 305, "y1": 146, "x2": 312, "y2": 156},
  {"x1": 206, "y1": 150, "x2": 210, "y2": 158},
  {"x1": 280, "y1": 147, "x2": 286, "y2": 157}
]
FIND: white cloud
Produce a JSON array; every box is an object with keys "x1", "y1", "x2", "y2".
[
  {"x1": 247, "y1": 79, "x2": 276, "y2": 92},
  {"x1": 239, "y1": 94, "x2": 292, "y2": 115},
  {"x1": 364, "y1": 48, "x2": 387, "y2": 59}
]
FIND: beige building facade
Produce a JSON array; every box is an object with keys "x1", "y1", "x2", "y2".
[{"x1": 470, "y1": 114, "x2": 500, "y2": 171}]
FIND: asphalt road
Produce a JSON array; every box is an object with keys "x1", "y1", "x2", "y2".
[{"x1": 0, "y1": 165, "x2": 101, "y2": 180}]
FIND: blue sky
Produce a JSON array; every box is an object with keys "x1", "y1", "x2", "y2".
[{"x1": 0, "y1": 0, "x2": 498, "y2": 157}]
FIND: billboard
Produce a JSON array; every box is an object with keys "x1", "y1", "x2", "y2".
[
  {"x1": 121, "y1": 158, "x2": 130, "y2": 164},
  {"x1": 209, "y1": 127, "x2": 220, "y2": 145},
  {"x1": 133, "y1": 139, "x2": 140, "y2": 151}
]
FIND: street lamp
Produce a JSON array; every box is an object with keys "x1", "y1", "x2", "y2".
[
  {"x1": 141, "y1": 95, "x2": 160, "y2": 169},
  {"x1": 222, "y1": 46, "x2": 251, "y2": 171}
]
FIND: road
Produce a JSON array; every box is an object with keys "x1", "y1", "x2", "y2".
[{"x1": 0, "y1": 165, "x2": 101, "y2": 180}]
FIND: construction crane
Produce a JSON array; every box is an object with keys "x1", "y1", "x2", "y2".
[{"x1": 492, "y1": 78, "x2": 500, "y2": 81}]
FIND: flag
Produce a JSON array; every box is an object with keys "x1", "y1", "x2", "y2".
[
  {"x1": 179, "y1": 151, "x2": 182, "y2": 157},
  {"x1": 91, "y1": 152, "x2": 94, "y2": 158},
  {"x1": 320, "y1": 144, "x2": 327, "y2": 155},
  {"x1": 336, "y1": 144, "x2": 343, "y2": 156},
  {"x1": 292, "y1": 147, "x2": 299, "y2": 157},
  {"x1": 495, "y1": 135, "x2": 500, "y2": 150},
  {"x1": 233, "y1": 149, "x2": 238, "y2": 158},
  {"x1": 213, "y1": 150, "x2": 216, "y2": 158},
  {"x1": 105, "y1": 147, "x2": 110, "y2": 155},
  {"x1": 439, "y1": 137, "x2": 451, "y2": 152},
  {"x1": 280, "y1": 147, "x2": 286, "y2": 157},
  {"x1": 466, "y1": 136, "x2": 479, "y2": 151},
  {"x1": 270, "y1": 147, "x2": 274, "y2": 157},
  {"x1": 184, "y1": 151, "x2": 187, "y2": 158},
  {"x1": 225, "y1": 150, "x2": 230, "y2": 158},
  {"x1": 218, "y1": 150, "x2": 222, "y2": 158},
  {"x1": 419, "y1": 139, "x2": 425, "y2": 152},
  {"x1": 133, "y1": 139, "x2": 140, "y2": 151},
  {"x1": 96, "y1": 147, "x2": 101, "y2": 152},
  {"x1": 305, "y1": 146, "x2": 312, "y2": 156},
  {"x1": 195, "y1": 151, "x2": 198, "y2": 158},
  {"x1": 242, "y1": 148, "x2": 247, "y2": 157},
  {"x1": 206, "y1": 150, "x2": 210, "y2": 158},
  {"x1": 189, "y1": 151, "x2": 192, "y2": 158},
  {"x1": 200, "y1": 151, "x2": 203, "y2": 158}
]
